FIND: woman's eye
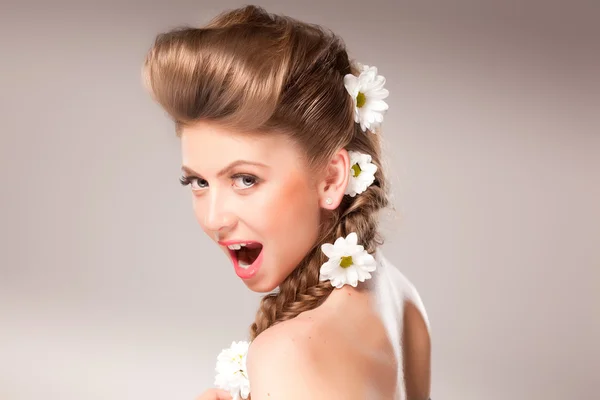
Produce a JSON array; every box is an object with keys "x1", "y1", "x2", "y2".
[
  {"x1": 232, "y1": 175, "x2": 258, "y2": 189},
  {"x1": 190, "y1": 178, "x2": 209, "y2": 190},
  {"x1": 180, "y1": 175, "x2": 208, "y2": 190}
]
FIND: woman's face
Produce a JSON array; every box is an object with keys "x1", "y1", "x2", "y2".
[{"x1": 180, "y1": 121, "x2": 323, "y2": 293}]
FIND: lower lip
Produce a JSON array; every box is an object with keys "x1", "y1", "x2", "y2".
[{"x1": 229, "y1": 248, "x2": 264, "y2": 280}]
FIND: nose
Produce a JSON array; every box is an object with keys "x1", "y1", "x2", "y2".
[{"x1": 200, "y1": 190, "x2": 238, "y2": 235}]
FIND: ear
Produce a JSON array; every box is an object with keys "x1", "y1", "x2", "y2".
[{"x1": 317, "y1": 148, "x2": 350, "y2": 209}]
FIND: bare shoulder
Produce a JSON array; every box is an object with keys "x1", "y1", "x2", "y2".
[
  {"x1": 403, "y1": 300, "x2": 432, "y2": 400},
  {"x1": 246, "y1": 311, "x2": 367, "y2": 400}
]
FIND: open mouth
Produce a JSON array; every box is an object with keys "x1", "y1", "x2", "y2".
[{"x1": 227, "y1": 242, "x2": 264, "y2": 269}]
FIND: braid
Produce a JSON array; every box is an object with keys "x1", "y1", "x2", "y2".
[
  {"x1": 250, "y1": 131, "x2": 389, "y2": 340},
  {"x1": 249, "y1": 243, "x2": 334, "y2": 340},
  {"x1": 142, "y1": 3, "x2": 391, "y2": 341}
]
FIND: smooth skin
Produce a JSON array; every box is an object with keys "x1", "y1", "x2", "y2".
[
  {"x1": 195, "y1": 388, "x2": 232, "y2": 400},
  {"x1": 246, "y1": 287, "x2": 431, "y2": 400},
  {"x1": 182, "y1": 121, "x2": 431, "y2": 399},
  {"x1": 180, "y1": 121, "x2": 345, "y2": 293}
]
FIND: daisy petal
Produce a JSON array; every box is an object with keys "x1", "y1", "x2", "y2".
[
  {"x1": 345, "y1": 232, "x2": 358, "y2": 246},
  {"x1": 344, "y1": 63, "x2": 389, "y2": 134},
  {"x1": 319, "y1": 232, "x2": 377, "y2": 289},
  {"x1": 321, "y1": 243, "x2": 337, "y2": 258},
  {"x1": 346, "y1": 267, "x2": 359, "y2": 287}
]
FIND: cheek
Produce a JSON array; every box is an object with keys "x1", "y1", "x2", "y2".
[
  {"x1": 260, "y1": 175, "x2": 321, "y2": 246},
  {"x1": 191, "y1": 196, "x2": 211, "y2": 234}
]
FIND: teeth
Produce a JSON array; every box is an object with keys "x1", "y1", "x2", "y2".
[
  {"x1": 227, "y1": 243, "x2": 248, "y2": 250},
  {"x1": 238, "y1": 260, "x2": 251, "y2": 269}
]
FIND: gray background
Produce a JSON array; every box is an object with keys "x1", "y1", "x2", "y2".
[{"x1": 1, "y1": 1, "x2": 599, "y2": 399}]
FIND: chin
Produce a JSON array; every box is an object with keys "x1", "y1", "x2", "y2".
[{"x1": 241, "y1": 272, "x2": 281, "y2": 293}]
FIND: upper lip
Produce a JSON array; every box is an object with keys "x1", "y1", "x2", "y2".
[{"x1": 218, "y1": 240, "x2": 261, "y2": 246}]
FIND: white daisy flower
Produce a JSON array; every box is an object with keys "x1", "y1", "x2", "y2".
[
  {"x1": 345, "y1": 150, "x2": 378, "y2": 197},
  {"x1": 319, "y1": 232, "x2": 377, "y2": 289},
  {"x1": 344, "y1": 64, "x2": 389, "y2": 132},
  {"x1": 214, "y1": 341, "x2": 251, "y2": 400}
]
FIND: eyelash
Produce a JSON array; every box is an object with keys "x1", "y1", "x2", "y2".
[{"x1": 179, "y1": 174, "x2": 260, "y2": 190}]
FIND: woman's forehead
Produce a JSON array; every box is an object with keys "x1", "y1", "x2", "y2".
[{"x1": 180, "y1": 121, "x2": 306, "y2": 174}]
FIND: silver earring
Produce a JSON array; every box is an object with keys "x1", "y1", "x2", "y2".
[{"x1": 325, "y1": 197, "x2": 333, "y2": 205}]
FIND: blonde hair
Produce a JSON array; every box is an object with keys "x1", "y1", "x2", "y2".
[{"x1": 143, "y1": 5, "x2": 390, "y2": 340}]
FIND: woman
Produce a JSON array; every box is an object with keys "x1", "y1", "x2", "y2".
[{"x1": 142, "y1": 5, "x2": 431, "y2": 400}]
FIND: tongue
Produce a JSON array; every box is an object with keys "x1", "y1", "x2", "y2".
[{"x1": 238, "y1": 246, "x2": 262, "y2": 265}]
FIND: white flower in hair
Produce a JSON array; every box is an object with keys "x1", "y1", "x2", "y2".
[
  {"x1": 345, "y1": 150, "x2": 377, "y2": 197},
  {"x1": 319, "y1": 232, "x2": 377, "y2": 289},
  {"x1": 214, "y1": 341, "x2": 251, "y2": 400},
  {"x1": 344, "y1": 63, "x2": 389, "y2": 132}
]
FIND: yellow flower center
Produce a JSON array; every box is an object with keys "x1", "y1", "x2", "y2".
[
  {"x1": 356, "y1": 92, "x2": 366, "y2": 108},
  {"x1": 339, "y1": 256, "x2": 353, "y2": 268},
  {"x1": 351, "y1": 164, "x2": 362, "y2": 177}
]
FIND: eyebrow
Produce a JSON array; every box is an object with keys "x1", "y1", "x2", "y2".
[{"x1": 181, "y1": 160, "x2": 269, "y2": 178}]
